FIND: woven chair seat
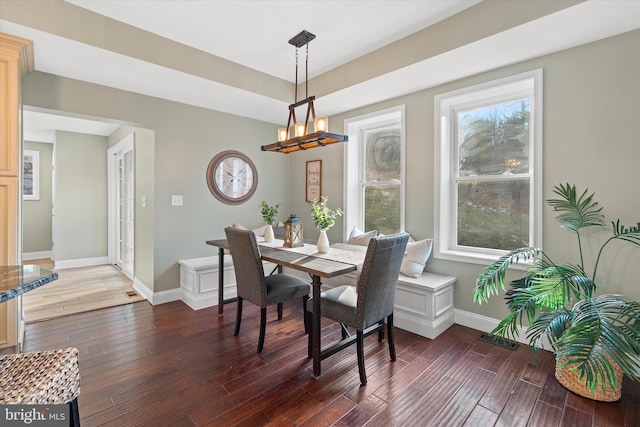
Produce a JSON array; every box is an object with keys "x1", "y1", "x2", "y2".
[{"x1": 0, "y1": 347, "x2": 80, "y2": 404}]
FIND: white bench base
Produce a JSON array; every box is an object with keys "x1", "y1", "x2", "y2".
[
  {"x1": 179, "y1": 256, "x2": 278, "y2": 311},
  {"x1": 393, "y1": 272, "x2": 456, "y2": 339},
  {"x1": 314, "y1": 268, "x2": 456, "y2": 339},
  {"x1": 179, "y1": 256, "x2": 456, "y2": 339},
  {"x1": 179, "y1": 256, "x2": 234, "y2": 311}
]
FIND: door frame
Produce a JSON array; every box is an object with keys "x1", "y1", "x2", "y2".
[{"x1": 107, "y1": 133, "x2": 135, "y2": 279}]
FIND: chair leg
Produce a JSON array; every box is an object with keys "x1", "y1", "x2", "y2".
[
  {"x1": 234, "y1": 297, "x2": 243, "y2": 336},
  {"x1": 69, "y1": 397, "x2": 80, "y2": 427},
  {"x1": 357, "y1": 330, "x2": 367, "y2": 386},
  {"x1": 302, "y1": 295, "x2": 310, "y2": 334},
  {"x1": 340, "y1": 323, "x2": 350, "y2": 339},
  {"x1": 387, "y1": 314, "x2": 396, "y2": 361},
  {"x1": 257, "y1": 307, "x2": 267, "y2": 353},
  {"x1": 277, "y1": 302, "x2": 283, "y2": 320},
  {"x1": 378, "y1": 320, "x2": 385, "y2": 342}
]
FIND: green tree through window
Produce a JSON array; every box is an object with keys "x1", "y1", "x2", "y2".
[
  {"x1": 435, "y1": 69, "x2": 542, "y2": 263},
  {"x1": 364, "y1": 125, "x2": 401, "y2": 235}
]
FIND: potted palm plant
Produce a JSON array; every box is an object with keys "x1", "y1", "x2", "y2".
[
  {"x1": 473, "y1": 183, "x2": 640, "y2": 401},
  {"x1": 311, "y1": 196, "x2": 343, "y2": 253}
]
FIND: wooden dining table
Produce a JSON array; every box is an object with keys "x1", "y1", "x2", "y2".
[{"x1": 206, "y1": 238, "x2": 364, "y2": 379}]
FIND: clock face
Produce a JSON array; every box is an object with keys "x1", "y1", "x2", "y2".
[{"x1": 206, "y1": 151, "x2": 258, "y2": 205}]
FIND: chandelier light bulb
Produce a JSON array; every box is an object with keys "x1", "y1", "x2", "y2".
[
  {"x1": 314, "y1": 117, "x2": 328, "y2": 132},
  {"x1": 277, "y1": 128, "x2": 288, "y2": 142}
]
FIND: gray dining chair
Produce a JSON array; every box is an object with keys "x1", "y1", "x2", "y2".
[
  {"x1": 225, "y1": 227, "x2": 310, "y2": 353},
  {"x1": 307, "y1": 232, "x2": 409, "y2": 385}
]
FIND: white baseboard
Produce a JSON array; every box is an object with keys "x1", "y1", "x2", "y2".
[
  {"x1": 151, "y1": 288, "x2": 182, "y2": 305},
  {"x1": 454, "y1": 309, "x2": 552, "y2": 351},
  {"x1": 181, "y1": 293, "x2": 215, "y2": 311},
  {"x1": 395, "y1": 311, "x2": 455, "y2": 340},
  {"x1": 133, "y1": 278, "x2": 153, "y2": 302},
  {"x1": 54, "y1": 256, "x2": 110, "y2": 270},
  {"x1": 181, "y1": 284, "x2": 237, "y2": 311},
  {"x1": 23, "y1": 251, "x2": 53, "y2": 260},
  {"x1": 133, "y1": 278, "x2": 182, "y2": 305}
]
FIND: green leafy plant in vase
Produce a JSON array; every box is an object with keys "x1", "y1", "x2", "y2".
[
  {"x1": 473, "y1": 183, "x2": 640, "y2": 401},
  {"x1": 260, "y1": 201, "x2": 280, "y2": 242},
  {"x1": 311, "y1": 196, "x2": 343, "y2": 253}
]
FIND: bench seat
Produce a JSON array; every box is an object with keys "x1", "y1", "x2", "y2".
[{"x1": 180, "y1": 248, "x2": 456, "y2": 339}]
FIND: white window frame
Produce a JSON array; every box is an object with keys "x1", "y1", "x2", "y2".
[
  {"x1": 434, "y1": 69, "x2": 543, "y2": 265},
  {"x1": 343, "y1": 105, "x2": 406, "y2": 239}
]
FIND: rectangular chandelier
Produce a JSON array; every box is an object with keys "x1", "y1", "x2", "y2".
[{"x1": 261, "y1": 31, "x2": 348, "y2": 154}]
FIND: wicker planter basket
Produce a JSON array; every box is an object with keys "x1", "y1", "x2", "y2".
[{"x1": 555, "y1": 357, "x2": 623, "y2": 402}]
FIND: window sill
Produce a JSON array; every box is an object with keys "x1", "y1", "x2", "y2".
[{"x1": 434, "y1": 248, "x2": 530, "y2": 270}]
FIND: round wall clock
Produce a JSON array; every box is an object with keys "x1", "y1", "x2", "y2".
[{"x1": 206, "y1": 150, "x2": 258, "y2": 205}]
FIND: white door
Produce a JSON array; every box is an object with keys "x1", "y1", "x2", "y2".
[{"x1": 108, "y1": 134, "x2": 134, "y2": 279}]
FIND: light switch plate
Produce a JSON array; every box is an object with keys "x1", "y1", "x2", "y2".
[{"x1": 171, "y1": 195, "x2": 183, "y2": 206}]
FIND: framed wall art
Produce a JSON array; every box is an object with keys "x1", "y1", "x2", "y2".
[
  {"x1": 23, "y1": 149, "x2": 39, "y2": 201},
  {"x1": 306, "y1": 160, "x2": 322, "y2": 202}
]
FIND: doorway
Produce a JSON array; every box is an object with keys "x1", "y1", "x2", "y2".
[{"x1": 21, "y1": 109, "x2": 145, "y2": 322}]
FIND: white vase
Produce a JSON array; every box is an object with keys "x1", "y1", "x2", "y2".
[
  {"x1": 317, "y1": 229, "x2": 330, "y2": 253},
  {"x1": 264, "y1": 224, "x2": 274, "y2": 242}
]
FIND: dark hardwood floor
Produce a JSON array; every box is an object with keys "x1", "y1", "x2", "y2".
[{"x1": 23, "y1": 299, "x2": 639, "y2": 426}]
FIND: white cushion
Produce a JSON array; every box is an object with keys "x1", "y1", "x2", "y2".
[
  {"x1": 232, "y1": 223, "x2": 267, "y2": 237},
  {"x1": 252, "y1": 225, "x2": 267, "y2": 236},
  {"x1": 347, "y1": 227, "x2": 377, "y2": 246},
  {"x1": 400, "y1": 238, "x2": 433, "y2": 279}
]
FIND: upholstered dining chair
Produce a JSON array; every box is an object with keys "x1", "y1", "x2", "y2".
[
  {"x1": 225, "y1": 227, "x2": 310, "y2": 353},
  {"x1": 307, "y1": 232, "x2": 410, "y2": 385}
]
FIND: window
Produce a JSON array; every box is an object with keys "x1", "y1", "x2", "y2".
[
  {"x1": 344, "y1": 106, "x2": 405, "y2": 237},
  {"x1": 434, "y1": 70, "x2": 542, "y2": 264}
]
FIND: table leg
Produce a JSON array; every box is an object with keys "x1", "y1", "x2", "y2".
[
  {"x1": 218, "y1": 247, "x2": 225, "y2": 316},
  {"x1": 311, "y1": 274, "x2": 322, "y2": 379}
]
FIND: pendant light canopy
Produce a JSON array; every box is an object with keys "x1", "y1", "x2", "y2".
[{"x1": 261, "y1": 30, "x2": 348, "y2": 154}]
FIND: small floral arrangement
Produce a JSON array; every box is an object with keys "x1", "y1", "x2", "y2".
[
  {"x1": 260, "y1": 201, "x2": 281, "y2": 225},
  {"x1": 311, "y1": 196, "x2": 343, "y2": 230}
]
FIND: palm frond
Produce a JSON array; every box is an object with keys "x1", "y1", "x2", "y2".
[
  {"x1": 592, "y1": 220, "x2": 640, "y2": 279},
  {"x1": 527, "y1": 309, "x2": 571, "y2": 350},
  {"x1": 611, "y1": 220, "x2": 640, "y2": 246},
  {"x1": 503, "y1": 280, "x2": 540, "y2": 332},
  {"x1": 491, "y1": 312, "x2": 522, "y2": 342},
  {"x1": 547, "y1": 183, "x2": 604, "y2": 231},
  {"x1": 523, "y1": 263, "x2": 594, "y2": 309},
  {"x1": 473, "y1": 247, "x2": 540, "y2": 304}
]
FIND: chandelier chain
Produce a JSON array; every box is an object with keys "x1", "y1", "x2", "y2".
[
  {"x1": 295, "y1": 47, "x2": 299, "y2": 103},
  {"x1": 305, "y1": 43, "x2": 309, "y2": 99}
]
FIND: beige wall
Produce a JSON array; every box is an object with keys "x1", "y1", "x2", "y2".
[
  {"x1": 54, "y1": 131, "x2": 108, "y2": 261},
  {"x1": 22, "y1": 140, "x2": 53, "y2": 254},
  {"x1": 288, "y1": 30, "x2": 640, "y2": 319}
]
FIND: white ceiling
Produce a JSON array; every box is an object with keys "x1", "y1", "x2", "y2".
[
  {"x1": 67, "y1": 0, "x2": 482, "y2": 82},
  {"x1": 2, "y1": 0, "x2": 639, "y2": 143}
]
